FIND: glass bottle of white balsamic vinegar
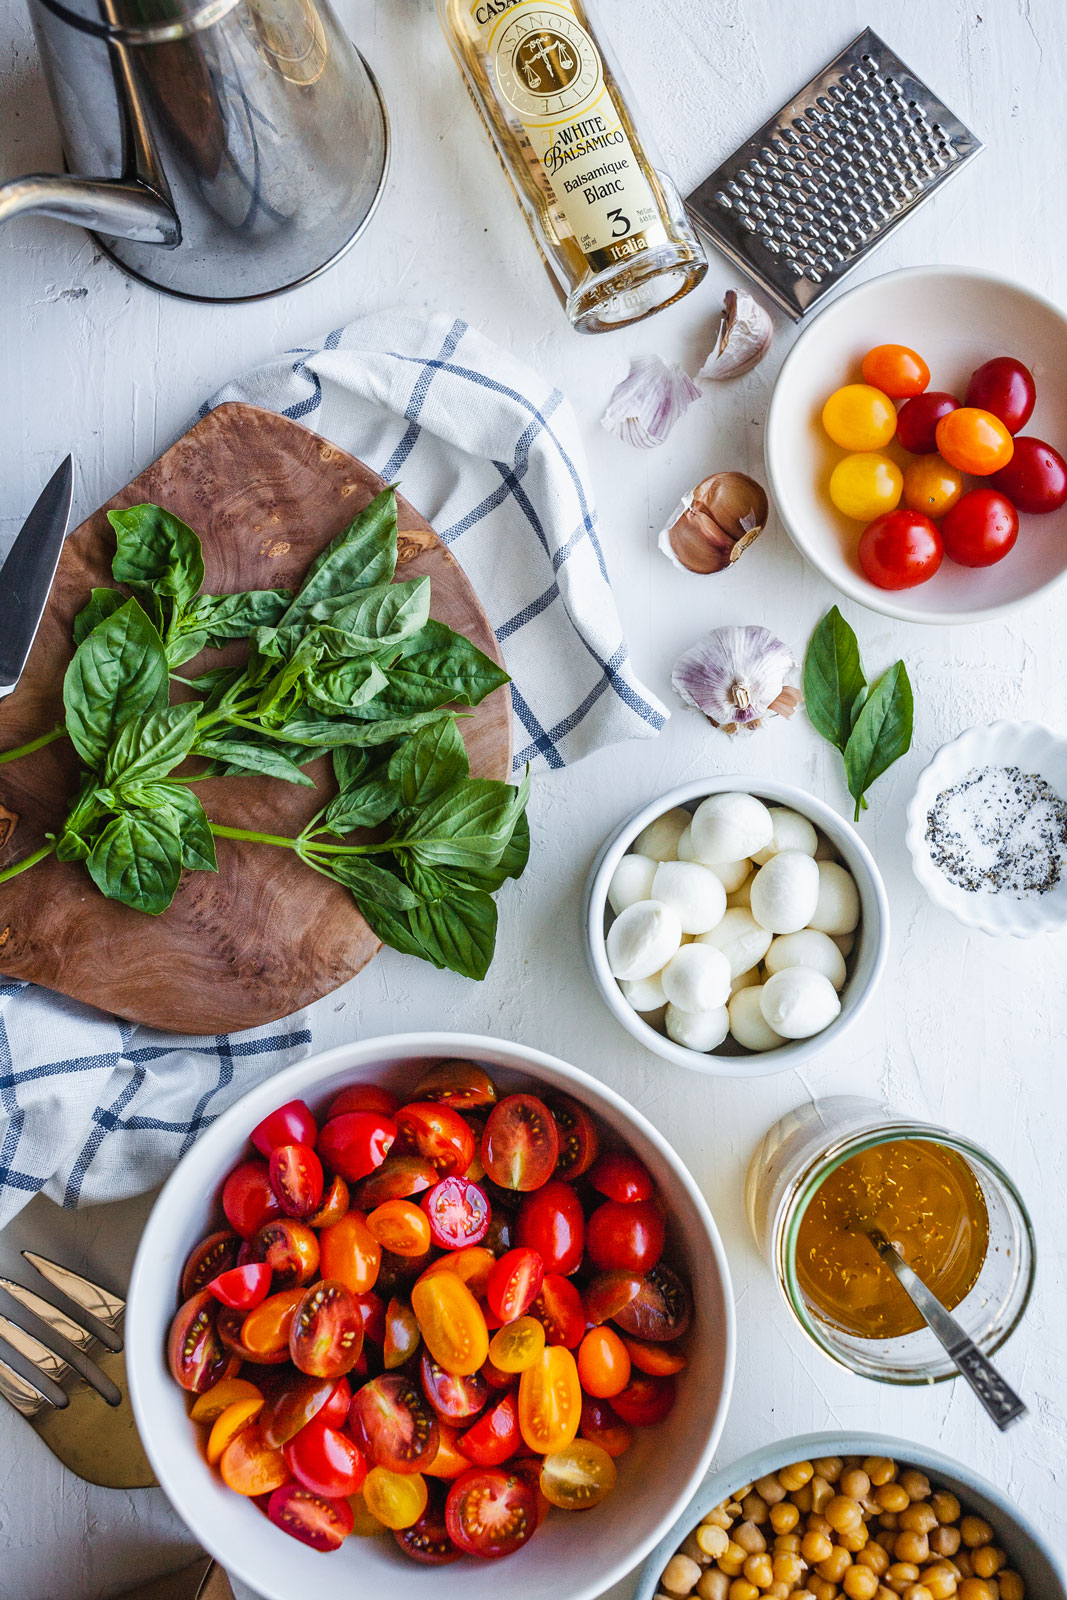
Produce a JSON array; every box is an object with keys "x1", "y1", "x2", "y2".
[{"x1": 437, "y1": 0, "x2": 707, "y2": 332}]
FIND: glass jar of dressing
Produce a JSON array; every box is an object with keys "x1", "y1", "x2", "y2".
[{"x1": 745, "y1": 1097, "x2": 1035, "y2": 1384}]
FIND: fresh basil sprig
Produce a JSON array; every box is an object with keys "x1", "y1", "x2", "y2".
[{"x1": 803, "y1": 606, "x2": 913, "y2": 820}]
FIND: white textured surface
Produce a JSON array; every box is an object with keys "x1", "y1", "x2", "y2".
[{"x1": 1, "y1": 0, "x2": 1066, "y2": 1595}]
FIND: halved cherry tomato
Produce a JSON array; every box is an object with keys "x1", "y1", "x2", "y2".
[
  {"x1": 348, "y1": 1489, "x2": 389, "y2": 1537},
  {"x1": 249, "y1": 1220, "x2": 320, "y2": 1289},
  {"x1": 260, "y1": 1374, "x2": 340, "y2": 1448},
  {"x1": 421, "y1": 1176, "x2": 491, "y2": 1250},
  {"x1": 318, "y1": 1112, "x2": 397, "y2": 1184},
  {"x1": 902, "y1": 454, "x2": 964, "y2": 519},
  {"x1": 611, "y1": 1372, "x2": 677, "y2": 1426},
  {"x1": 190, "y1": 1377, "x2": 264, "y2": 1425},
  {"x1": 222, "y1": 1160, "x2": 282, "y2": 1239},
  {"x1": 268, "y1": 1143, "x2": 324, "y2": 1219},
  {"x1": 425, "y1": 1423, "x2": 470, "y2": 1480},
  {"x1": 411, "y1": 1273, "x2": 489, "y2": 1376},
  {"x1": 419, "y1": 1352, "x2": 488, "y2": 1423},
  {"x1": 376, "y1": 1246, "x2": 428, "y2": 1302},
  {"x1": 290, "y1": 1280, "x2": 363, "y2": 1378},
  {"x1": 320, "y1": 1376, "x2": 352, "y2": 1426},
  {"x1": 251, "y1": 1099, "x2": 317, "y2": 1157},
  {"x1": 576, "y1": 1327, "x2": 631, "y2": 1399},
  {"x1": 353, "y1": 1290, "x2": 387, "y2": 1347},
  {"x1": 548, "y1": 1096, "x2": 599, "y2": 1178},
  {"x1": 241, "y1": 1287, "x2": 304, "y2": 1360},
  {"x1": 991, "y1": 435, "x2": 1067, "y2": 513},
  {"x1": 209, "y1": 1263, "x2": 272, "y2": 1311},
  {"x1": 518, "y1": 1346, "x2": 581, "y2": 1455},
  {"x1": 394, "y1": 1103, "x2": 475, "y2": 1178},
  {"x1": 417, "y1": 1246, "x2": 496, "y2": 1298},
  {"x1": 582, "y1": 1270, "x2": 643, "y2": 1328},
  {"x1": 207, "y1": 1395, "x2": 264, "y2": 1464},
  {"x1": 394, "y1": 1481, "x2": 462, "y2": 1564},
  {"x1": 940, "y1": 488, "x2": 1019, "y2": 567},
  {"x1": 488, "y1": 1315, "x2": 545, "y2": 1374},
  {"x1": 384, "y1": 1297, "x2": 421, "y2": 1368},
  {"x1": 483, "y1": 1212, "x2": 514, "y2": 1258},
  {"x1": 351, "y1": 1154, "x2": 438, "y2": 1208},
  {"x1": 482, "y1": 1357, "x2": 515, "y2": 1390},
  {"x1": 326, "y1": 1084, "x2": 400, "y2": 1120},
  {"x1": 445, "y1": 1467, "x2": 538, "y2": 1558},
  {"x1": 965, "y1": 356, "x2": 1036, "y2": 434},
  {"x1": 486, "y1": 1248, "x2": 545, "y2": 1324},
  {"x1": 860, "y1": 344, "x2": 929, "y2": 399},
  {"x1": 306, "y1": 1173, "x2": 349, "y2": 1230},
  {"x1": 366, "y1": 1199, "x2": 432, "y2": 1258},
  {"x1": 458, "y1": 1391, "x2": 521, "y2": 1467},
  {"x1": 896, "y1": 390, "x2": 960, "y2": 454},
  {"x1": 318, "y1": 1210, "x2": 381, "y2": 1295},
  {"x1": 936, "y1": 407, "x2": 1014, "y2": 475},
  {"x1": 539, "y1": 1438, "x2": 617, "y2": 1510},
  {"x1": 481, "y1": 1095, "x2": 560, "y2": 1192},
  {"x1": 586, "y1": 1199, "x2": 665, "y2": 1275},
  {"x1": 181, "y1": 1230, "x2": 239, "y2": 1299},
  {"x1": 216, "y1": 1304, "x2": 288, "y2": 1367},
  {"x1": 412, "y1": 1060, "x2": 499, "y2": 1109},
  {"x1": 363, "y1": 1466, "x2": 428, "y2": 1529},
  {"x1": 284, "y1": 1416, "x2": 368, "y2": 1498},
  {"x1": 621, "y1": 1335, "x2": 688, "y2": 1376},
  {"x1": 516, "y1": 1182, "x2": 584, "y2": 1276},
  {"x1": 858, "y1": 508, "x2": 943, "y2": 590},
  {"x1": 588, "y1": 1152, "x2": 654, "y2": 1205},
  {"x1": 532, "y1": 1273, "x2": 585, "y2": 1348},
  {"x1": 167, "y1": 1290, "x2": 228, "y2": 1393},
  {"x1": 510, "y1": 1454, "x2": 552, "y2": 1527},
  {"x1": 219, "y1": 1424, "x2": 290, "y2": 1496},
  {"x1": 612, "y1": 1264, "x2": 692, "y2": 1342},
  {"x1": 579, "y1": 1396, "x2": 633, "y2": 1458},
  {"x1": 267, "y1": 1484, "x2": 354, "y2": 1550}
]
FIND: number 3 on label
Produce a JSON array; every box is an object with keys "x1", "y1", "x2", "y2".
[{"x1": 607, "y1": 208, "x2": 630, "y2": 238}]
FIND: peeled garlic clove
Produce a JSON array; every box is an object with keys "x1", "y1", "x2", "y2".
[
  {"x1": 672, "y1": 625, "x2": 799, "y2": 734},
  {"x1": 698, "y1": 289, "x2": 773, "y2": 381},
  {"x1": 658, "y1": 473, "x2": 769, "y2": 575},
  {"x1": 601, "y1": 356, "x2": 700, "y2": 449}
]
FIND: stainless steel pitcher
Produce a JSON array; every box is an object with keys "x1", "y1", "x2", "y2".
[{"x1": 0, "y1": 0, "x2": 389, "y2": 301}]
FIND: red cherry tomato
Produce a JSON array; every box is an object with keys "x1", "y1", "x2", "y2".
[
  {"x1": 393, "y1": 1102, "x2": 476, "y2": 1179},
  {"x1": 940, "y1": 489, "x2": 1019, "y2": 567},
  {"x1": 261, "y1": 1374, "x2": 345, "y2": 1448},
  {"x1": 266, "y1": 1485, "x2": 353, "y2": 1551},
  {"x1": 445, "y1": 1467, "x2": 538, "y2": 1559},
  {"x1": 209, "y1": 1263, "x2": 272, "y2": 1311},
  {"x1": 394, "y1": 1483, "x2": 462, "y2": 1565},
  {"x1": 289, "y1": 1280, "x2": 364, "y2": 1378},
  {"x1": 530, "y1": 1273, "x2": 585, "y2": 1349},
  {"x1": 579, "y1": 1396, "x2": 633, "y2": 1458},
  {"x1": 325, "y1": 1084, "x2": 399, "y2": 1120},
  {"x1": 181, "y1": 1230, "x2": 239, "y2": 1299},
  {"x1": 421, "y1": 1175, "x2": 491, "y2": 1250},
  {"x1": 858, "y1": 509, "x2": 943, "y2": 590},
  {"x1": 167, "y1": 1290, "x2": 228, "y2": 1392},
  {"x1": 990, "y1": 436, "x2": 1067, "y2": 513},
  {"x1": 861, "y1": 343, "x2": 930, "y2": 399},
  {"x1": 582, "y1": 1271, "x2": 644, "y2": 1328},
  {"x1": 351, "y1": 1153, "x2": 438, "y2": 1208},
  {"x1": 965, "y1": 356, "x2": 1036, "y2": 434},
  {"x1": 412, "y1": 1060, "x2": 499, "y2": 1109},
  {"x1": 268, "y1": 1143, "x2": 324, "y2": 1219},
  {"x1": 222, "y1": 1159, "x2": 282, "y2": 1239},
  {"x1": 306, "y1": 1174, "x2": 349, "y2": 1229},
  {"x1": 284, "y1": 1416, "x2": 368, "y2": 1498},
  {"x1": 419, "y1": 1352, "x2": 488, "y2": 1423},
  {"x1": 588, "y1": 1152, "x2": 654, "y2": 1204},
  {"x1": 515, "y1": 1182, "x2": 585, "y2": 1277},
  {"x1": 610, "y1": 1372, "x2": 677, "y2": 1426},
  {"x1": 611, "y1": 1264, "x2": 692, "y2": 1343},
  {"x1": 320, "y1": 1376, "x2": 351, "y2": 1427},
  {"x1": 547, "y1": 1096, "x2": 599, "y2": 1178},
  {"x1": 251, "y1": 1099, "x2": 317, "y2": 1157},
  {"x1": 586, "y1": 1199, "x2": 666, "y2": 1275},
  {"x1": 486, "y1": 1248, "x2": 546, "y2": 1324},
  {"x1": 895, "y1": 391, "x2": 959, "y2": 455},
  {"x1": 481, "y1": 1094, "x2": 560, "y2": 1192},
  {"x1": 353, "y1": 1289, "x2": 387, "y2": 1347},
  {"x1": 317, "y1": 1111, "x2": 396, "y2": 1183},
  {"x1": 347, "y1": 1373, "x2": 440, "y2": 1474},
  {"x1": 249, "y1": 1220, "x2": 320, "y2": 1289},
  {"x1": 457, "y1": 1391, "x2": 521, "y2": 1466}
]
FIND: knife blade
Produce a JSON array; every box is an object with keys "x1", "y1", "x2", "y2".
[{"x1": 0, "y1": 455, "x2": 74, "y2": 699}]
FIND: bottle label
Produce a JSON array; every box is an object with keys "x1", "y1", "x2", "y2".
[{"x1": 475, "y1": 1, "x2": 667, "y2": 272}]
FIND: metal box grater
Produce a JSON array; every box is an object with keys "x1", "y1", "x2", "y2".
[{"x1": 685, "y1": 28, "x2": 983, "y2": 320}]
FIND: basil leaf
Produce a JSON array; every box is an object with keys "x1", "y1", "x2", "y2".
[
  {"x1": 400, "y1": 776, "x2": 528, "y2": 868},
  {"x1": 54, "y1": 784, "x2": 109, "y2": 861},
  {"x1": 63, "y1": 599, "x2": 169, "y2": 770},
  {"x1": 332, "y1": 746, "x2": 372, "y2": 792},
  {"x1": 390, "y1": 718, "x2": 469, "y2": 808},
  {"x1": 317, "y1": 852, "x2": 422, "y2": 911},
  {"x1": 276, "y1": 710, "x2": 451, "y2": 749},
  {"x1": 307, "y1": 578, "x2": 432, "y2": 654},
  {"x1": 304, "y1": 660, "x2": 389, "y2": 716},
  {"x1": 318, "y1": 779, "x2": 399, "y2": 835},
  {"x1": 450, "y1": 808, "x2": 531, "y2": 890},
  {"x1": 843, "y1": 661, "x2": 914, "y2": 821},
  {"x1": 186, "y1": 589, "x2": 292, "y2": 640},
  {"x1": 193, "y1": 736, "x2": 317, "y2": 787},
  {"x1": 387, "y1": 625, "x2": 510, "y2": 708},
  {"x1": 123, "y1": 782, "x2": 218, "y2": 872},
  {"x1": 165, "y1": 631, "x2": 211, "y2": 668},
  {"x1": 803, "y1": 606, "x2": 867, "y2": 755},
  {"x1": 104, "y1": 703, "x2": 198, "y2": 786},
  {"x1": 73, "y1": 588, "x2": 125, "y2": 645},
  {"x1": 108, "y1": 504, "x2": 206, "y2": 604},
  {"x1": 358, "y1": 899, "x2": 437, "y2": 963},
  {"x1": 408, "y1": 887, "x2": 498, "y2": 980},
  {"x1": 282, "y1": 487, "x2": 398, "y2": 624},
  {"x1": 850, "y1": 685, "x2": 868, "y2": 731},
  {"x1": 87, "y1": 808, "x2": 184, "y2": 915}
]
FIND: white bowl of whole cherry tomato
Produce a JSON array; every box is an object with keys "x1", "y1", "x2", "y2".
[
  {"x1": 766, "y1": 265, "x2": 1067, "y2": 623},
  {"x1": 126, "y1": 1033, "x2": 735, "y2": 1600}
]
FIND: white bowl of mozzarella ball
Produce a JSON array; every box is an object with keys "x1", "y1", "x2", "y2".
[{"x1": 584, "y1": 779, "x2": 890, "y2": 1076}]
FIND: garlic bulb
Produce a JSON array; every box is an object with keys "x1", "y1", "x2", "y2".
[
  {"x1": 601, "y1": 356, "x2": 700, "y2": 449},
  {"x1": 658, "y1": 472, "x2": 768, "y2": 574},
  {"x1": 672, "y1": 625, "x2": 801, "y2": 734},
  {"x1": 698, "y1": 290, "x2": 773, "y2": 381}
]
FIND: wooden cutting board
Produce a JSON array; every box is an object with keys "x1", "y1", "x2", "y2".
[{"x1": 0, "y1": 404, "x2": 511, "y2": 1033}]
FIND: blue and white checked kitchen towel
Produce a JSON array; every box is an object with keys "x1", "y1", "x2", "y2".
[{"x1": 0, "y1": 309, "x2": 666, "y2": 1230}]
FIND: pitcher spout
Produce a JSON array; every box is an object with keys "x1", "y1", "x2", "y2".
[{"x1": 0, "y1": 175, "x2": 180, "y2": 246}]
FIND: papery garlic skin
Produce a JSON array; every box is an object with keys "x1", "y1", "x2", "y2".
[
  {"x1": 601, "y1": 356, "x2": 700, "y2": 449},
  {"x1": 698, "y1": 290, "x2": 773, "y2": 381},
  {"x1": 672, "y1": 625, "x2": 800, "y2": 734}
]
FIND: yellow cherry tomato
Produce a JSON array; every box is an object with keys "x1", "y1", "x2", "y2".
[
  {"x1": 861, "y1": 344, "x2": 930, "y2": 398},
  {"x1": 822, "y1": 384, "x2": 897, "y2": 450},
  {"x1": 348, "y1": 1490, "x2": 391, "y2": 1536},
  {"x1": 539, "y1": 1439, "x2": 618, "y2": 1511},
  {"x1": 411, "y1": 1272, "x2": 489, "y2": 1376},
  {"x1": 902, "y1": 454, "x2": 964, "y2": 519},
  {"x1": 206, "y1": 1395, "x2": 264, "y2": 1465},
  {"x1": 828, "y1": 452, "x2": 903, "y2": 521},
  {"x1": 363, "y1": 1466, "x2": 428, "y2": 1529},
  {"x1": 935, "y1": 407, "x2": 1014, "y2": 475},
  {"x1": 489, "y1": 1315, "x2": 546, "y2": 1374},
  {"x1": 518, "y1": 1345, "x2": 581, "y2": 1455},
  {"x1": 189, "y1": 1377, "x2": 263, "y2": 1424}
]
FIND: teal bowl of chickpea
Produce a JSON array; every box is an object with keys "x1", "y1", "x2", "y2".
[{"x1": 633, "y1": 1433, "x2": 1065, "y2": 1600}]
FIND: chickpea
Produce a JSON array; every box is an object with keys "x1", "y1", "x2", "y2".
[
  {"x1": 696, "y1": 1572, "x2": 730, "y2": 1600},
  {"x1": 876, "y1": 1483, "x2": 910, "y2": 1514},
  {"x1": 742, "y1": 1494, "x2": 770, "y2": 1526},
  {"x1": 698, "y1": 1526, "x2": 731, "y2": 1561},
  {"x1": 769, "y1": 1501, "x2": 799, "y2": 1536},
  {"x1": 841, "y1": 1469, "x2": 872, "y2": 1500},
  {"x1": 876, "y1": 1531, "x2": 899, "y2": 1554},
  {"x1": 879, "y1": 1514, "x2": 901, "y2": 1533},
  {"x1": 885, "y1": 1565, "x2": 920, "y2": 1594},
  {"x1": 827, "y1": 1496, "x2": 865, "y2": 1535},
  {"x1": 900, "y1": 1504, "x2": 938, "y2": 1535},
  {"x1": 773, "y1": 1553, "x2": 804, "y2": 1587},
  {"x1": 931, "y1": 1492, "x2": 961, "y2": 1525},
  {"x1": 844, "y1": 1570, "x2": 881, "y2": 1600},
  {"x1": 956, "y1": 1553, "x2": 974, "y2": 1579},
  {"x1": 774, "y1": 1534, "x2": 801, "y2": 1554},
  {"x1": 793, "y1": 1484, "x2": 815, "y2": 1514},
  {"x1": 818, "y1": 1548, "x2": 853, "y2": 1584},
  {"x1": 734, "y1": 1522, "x2": 767, "y2": 1556},
  {"x1": 814, "y1": 1457, "x2": 845, "y2": 1483},
  {"x1": 811, "y1": 1476, "x2": 835, "y2": 1513},
  {"x1": 864, "y1": 1458, "x2": 897, "y2": 1487},
  {"x1": 840, "y1": 1527, "x2": 869, "y2": 1554},
  {"x1": 857, "y1": 1543, "x2": 890, "y2": 1577},
  {"x1": 901, "y1": 1588, "x2": 934, "y2": 1600},
  {"x1": 930, "y1": 1526, "x2": 962, "y2": 1558},
  {"x1": 997, "y1": 1574, "x2": 1023, "y2": 1600},
  {"x1": 972, "y1": 1547, "x2": 1005, "y2": 1579},
  {"x1": 779, "y1": 1461, "x2": 815, "y2": 1492},
  {"x1": 755, "y1": 1474, "x2": 788, "y2": 1506},
  {"x1": 894, "y1": 1532, "x2": 930, "y2": 1565},
  {"x1": 662, "y1": 1555, "x2": 703, "y2": 1595},
  {"x1": 808, "y1": 1515, "x2": 833, "y2": 1540},
  {"x1": 960, "y1": 1518, "x2": 994, "y2": 1549},
  {"x1": 809, "y1": 1580, "x2": 839, "y2": 1600},
  {"x1": 679, "y1": 1532, "x2": 706, "y2": 1564},
  {"x1": 728, "y1": 1583, "x2": 760, "y2": 1600},
  {"x1": 802, "y1": 1531, "x2": 835, "y2": 1564},
  {"x1": 899, "y1": 1471, "x2": 931, "y2": 1501},
  {"x1": 704, "y1": 1506, "x2": 735, "y2": 1531},
  {"x1": 718, "y1": 1541, "x2": 746, "y2": 1577},
  {"x1": 923, "y1": 1566, "x2": 960, "y2": 1600},
  {"x1": 957, "y1": 1583, "x2": 993, "y2": 1600},
  {"x1": 767, "y1": 1587, "x2": 791, "y2": 1600},
  {"x1": 744, "y1": 1553, "x2": 774, "y2": 1588}
]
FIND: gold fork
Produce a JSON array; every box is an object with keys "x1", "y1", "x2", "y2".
[{"x1": 0, "y1": 1249, "x2": 155, "y2": 1487}]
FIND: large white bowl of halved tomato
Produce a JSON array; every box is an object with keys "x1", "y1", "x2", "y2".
[{"x1": 126, "y1": 1033, "x2": 734, "y2": 1600}]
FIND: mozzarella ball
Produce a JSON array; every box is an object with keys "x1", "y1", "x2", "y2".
[
  {"x1": 749, "y1": 850, "x2": 820, "y2": 934},
  {"x1": 730, "y1": 965, "x2": 761, "y2": 995},
  {"x1": 620, "y1": 971, "x2": 667, "y2": 1012},
  {"x1": 697, "y1": 908, "x2": 772, "y2": 979},
  {"x1": 726, "y1": 871, "x2": 754, "y2": 909},
  {"x1": 608, "y1": 853, "x2": 658, "y2": 915},
  {"x1": 676, "y1": 824, "x2": 698, "y2": 862},
  {"x1": 665, "y1": 1002, "x2": 729, "y2": 1052},
  {"x1": 690, "y1": 792, "x2": 773, "y2": 865},
  {"x1": 632, "y1": 806, "x2": 690, "y2": 862},
  {"x1": 808, "y1": 861, "x2": 861, "y2": 935},
  {"x1": 707, "y1": 857, "x2": 751, "y2": 895},
  {"x1": 833, "y1": 931, "x2": 855, "y2": 958},
  {"x1": 765, "y1": 929, "x2": 847, "y2": 990},
  {"x1": 750, "y1": 807, "x2": 819, "y2": 866},
  {"x1": 729, "y1": 986, "x2": 786, "y2": 1052},
  {"x1": 606, "y1": 901, "x2": 682, "y2": 980},
  {"x1": 650, "y1": 860, "x2": 727, "y2": 935},
  {"x1": 759, "y1": 967, "x2": 841, "y2": 1039},
  {"x1": 660, "y1": 943, "x2": 731, "y2": 1013}
]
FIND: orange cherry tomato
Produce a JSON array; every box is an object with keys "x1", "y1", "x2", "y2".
[
  {"x1": 411, "y1": 1274, "x2": 489, "y2": 1377},
  {"x1": 207, "y1": 1395, "x2": 265, "y2": 1464},
  {"x1": 241, "y1": 1287, "x2": 304, "y2": 1359},
  {"x1": 620, "y1": 1335, "x2": 689, "y2": 1376},
  {"x1": 936, "y1": 407, "x2": 1014, "y2": 475},
  {"x1": 318, "y1": 1210, "x2": 381, "y2": 1295},
  {"x1": 576, "y1": 1327, "x2": 631, "y2": 1399},
  {"x1": 189, "y1": 1377, "x2": 264, "y2": 1424},
  {"x1": 218, "y1": 1424, "x2": 291, "y2": 1496},
  {"x1": 425, "y1": 1423, "x2": 470, "y2": 1480},
  {"x1": 366, "y1": 1199, "x2": 432, "y2": 1258},
  {"x1": 902, "y1": 454, "x2": 964, "y2": 519},
  {"x1": 307, "y1": 1174, "x2": 349, "y2": 1229},
  {"x1": 518, "y1": 1346, "x2": 581, "y2": 1455},
  {"x1": 861, "y1": 344, "x2": 930, "y2": 399},
  {"x1": 384, "y1": 1296, "x2": 421, "y2": 1369},
  {"x1": 416, "y1": 1246, "x2": 496, "y2": 1299}
]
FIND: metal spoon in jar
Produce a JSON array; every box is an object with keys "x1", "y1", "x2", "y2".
[{"x1": 865, "y1": 1227, "x2": 1027, "y2": 1431}]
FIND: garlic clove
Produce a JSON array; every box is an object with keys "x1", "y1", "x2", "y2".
[
  {"x1": 658, "y1": 472, "x2": 769, "y2": 574},
  {"x1": 601, "y1": 356, "x2": 700, "y2": 449},
  {"x1": 672, "y1": 625, "x2": 800, "y2": 735},
  {"x1": 698, "y1": 289, "x2": 773, "y2": 381}
]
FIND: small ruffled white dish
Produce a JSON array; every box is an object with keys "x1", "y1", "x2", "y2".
[{"x1": 906, "y1": 720, "x2": 1067, "y2": 937}]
